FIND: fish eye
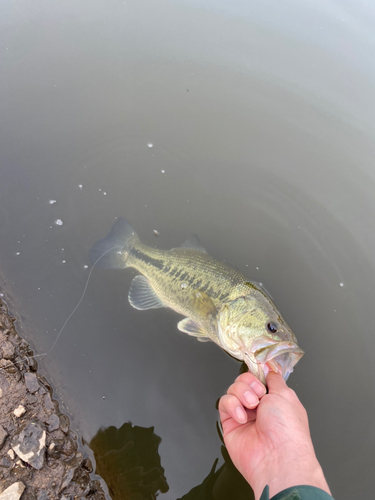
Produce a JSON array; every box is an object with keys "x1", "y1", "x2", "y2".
[{"x1": 267, "y1": 322, "x2": 278, "y2": 333}]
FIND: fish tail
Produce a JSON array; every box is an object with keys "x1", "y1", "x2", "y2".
[{"x1": 89, "y1": 217, "x2": 140, "y2": 269}]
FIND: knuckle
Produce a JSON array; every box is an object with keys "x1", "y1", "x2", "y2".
[
  {"x1": 227, "y1": 383, "x2": 237, "y2": 395},
  {"x1": 235, "y1": 372, "x2": 256, "y2": 384}
]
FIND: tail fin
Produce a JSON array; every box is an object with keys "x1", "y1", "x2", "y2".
[{"x1": 89, "y1": 217, "x2": 139, "y2": 269}]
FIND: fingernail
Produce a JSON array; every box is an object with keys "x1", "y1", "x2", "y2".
[
  {"x1": 235, "y1": 407, "x2": 247, "y2": 423},
  {"x1": 250, "y1": 381, "x2": 266, "y2": 398},
  {"x1": 244, "y1": 391, "x2": 259, "y2": 407}
]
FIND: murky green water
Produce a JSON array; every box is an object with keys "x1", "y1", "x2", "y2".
[{"x1": 1, "y1": 1, "x2": 375, "y2": 498}]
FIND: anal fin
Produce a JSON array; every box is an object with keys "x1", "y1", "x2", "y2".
[{"x1": 128, "y1": 275, "x2": 164, "y2": 310}]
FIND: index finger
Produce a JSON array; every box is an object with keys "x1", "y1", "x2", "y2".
[{"x1": 235, "y1": 372, "x2": 267, "y2": 398}]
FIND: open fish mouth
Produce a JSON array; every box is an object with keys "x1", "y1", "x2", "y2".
[{"x1": 246, "y1": 341, "x2": 305, "y2": 383}]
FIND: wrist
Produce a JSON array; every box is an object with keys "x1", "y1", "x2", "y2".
[{"x1": 245, "y1": 444, "x2": 331, "y2": 500}]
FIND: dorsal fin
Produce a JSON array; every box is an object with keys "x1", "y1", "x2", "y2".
[{"x1": 179, "y1": 234, "x2": 207, "y2": 253}]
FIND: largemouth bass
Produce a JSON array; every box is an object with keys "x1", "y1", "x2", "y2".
[{"x1": 90, "y1": 218, "x2": 304, "y2": 383}]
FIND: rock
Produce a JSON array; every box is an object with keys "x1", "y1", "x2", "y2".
[
  {"x1": 13, "y1": 406, "x2": 26, "y2": 418},
  {"x1": 26, "y1": 394, "x2": 37, "y2": 405},
  {"x1": 46, "y1": 414, "x2": 60, "y2": 432},
  {"x1": 0, "y1": 376, "x2": 10, "y2": 395},
  {"x1": 12, "y1": 421, "x2": 46, "y2": 470},
  {"x1": 47, "y1": 439, "x2": 64, "y2": 459},
  {"x1": 81, "y1": 456, "x2": 93, "y2": 473},
  {"x1": 36, "y1": 490, "x2": 49, "y2": 500},
  {"x1": 1, "y1": 342, "x2": 15, "y2": 360},
  {"x1": 0, "y1": 481, "x2": 25, "y2": 500},
  {"x1": 24, "y1": 372, "x2": 39, "y2": 393},
  {"x1": 7, "y1": 450, "x2": 15, "y2": 460},
  {"x1": 43, "y1": 393, "x2": 54, "y2": 411},
  {"x1": 59, "y1": 466, "x2": 77, "y2": 492},
  {"x1": 0, "y1": 359, "x2": 16, "y2": 373},
  {"x1": 0, "y1": 425, "x2": 8, "y2": 449},
  {"x1": 26, "y1": 356, "x2": 38, "y2": 372},
  {"x1": 59, "y1": 415, "x2": 69, "y2": 434},
  {"x1": 0, "y1": 458, "x2": 12, "y2": 468}
]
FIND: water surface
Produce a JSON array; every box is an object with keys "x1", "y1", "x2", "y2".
[{"x1": 1, "y1": 1, "x2": 375, "y2": 498}]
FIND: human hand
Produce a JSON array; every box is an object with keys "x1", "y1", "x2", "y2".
[{"x1": 218, "y1": 371, "x2": 331, "y2": 499}]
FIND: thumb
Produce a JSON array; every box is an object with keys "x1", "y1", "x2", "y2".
[{"x1": 266, "y1": 371, "x2": 289, "y2": 394}]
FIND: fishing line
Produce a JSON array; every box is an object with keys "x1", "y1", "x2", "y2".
[{"x1": 0, "y1": 245, "x2": 121, "y2": 371}]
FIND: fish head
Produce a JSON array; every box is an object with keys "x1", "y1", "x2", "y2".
[{"x1": 217, "y1": 292, "x2": 304, "y2": 384}]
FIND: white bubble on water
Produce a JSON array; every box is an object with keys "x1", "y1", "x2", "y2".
[
  {"x1": 147, "y1": 143, "x2": 153, "y2": 148},
  {"x1": 62, "y1": 260, "x2": 66, "y2": 264},
  {"x1": 78, "y1": 184, "x2": 83, "y2": 190},
  {"x1": 161, "y1": 169, "x2": 165, "y2": 174},
  {"x1": 55, "y1": 219, "x2": 63, "y2": 226},
  {"x1": 84, "y1": 265, "x2": 88, "y2": 269},
  {"x1": 339, "y1": 282, "x2": 344, "y2": 287},
  {"x1": 49, "y1": 200, "x2": 57, "y2": 205},
  {"x1": 256, "y1": 267, "x2": 259, "y2": 270},
  {"x1": 0, "y1": 293, "x2": 4, "y2": 297},
  {"x1": 103, "y1": 192, "x2": 107, "y2": 195},
  {"x1": 16, "y1": 252, "x2": 21, "y2": 256},
  {"x1": 153, "y1": 230, "x2": 159, "y2": 236}
]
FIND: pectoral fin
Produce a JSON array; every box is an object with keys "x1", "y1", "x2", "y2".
[
  {"x1": 178, "y1": 318, "x2": 210, "y2": 341},
  {"x1": 128, "y1": 275, "x2": 165, "y2": 310}
]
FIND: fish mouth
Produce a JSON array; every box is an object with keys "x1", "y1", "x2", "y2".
[{"x1": 245, "y1": 341, "x2": 305, "y2": 384}]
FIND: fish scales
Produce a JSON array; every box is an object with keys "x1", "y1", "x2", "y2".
[{"x1": 128, "y1": 244, "x2": 248, "y2": 308}]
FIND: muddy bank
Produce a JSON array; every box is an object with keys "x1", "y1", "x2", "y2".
[
  {"x1": 0, "y1": 298, "x2": 107, "y2": 499},
  {"x1": 0, "y1": 297, "x2": 251, "y2": 500}
]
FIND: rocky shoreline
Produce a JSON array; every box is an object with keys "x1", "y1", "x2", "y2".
[{"x1": 0, "y1": 298, "x2": 106, "y2": 500}]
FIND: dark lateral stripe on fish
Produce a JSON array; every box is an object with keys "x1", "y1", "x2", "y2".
[
  {"x1": 131, "y1": 249, "x2": 164, "y2": 270},
  {"x1": 192, "y1": 279, "x2": 202, "y2": 289},
  {"x1": 186, "y1": 276, "x2": 199, "y2": 286}
]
